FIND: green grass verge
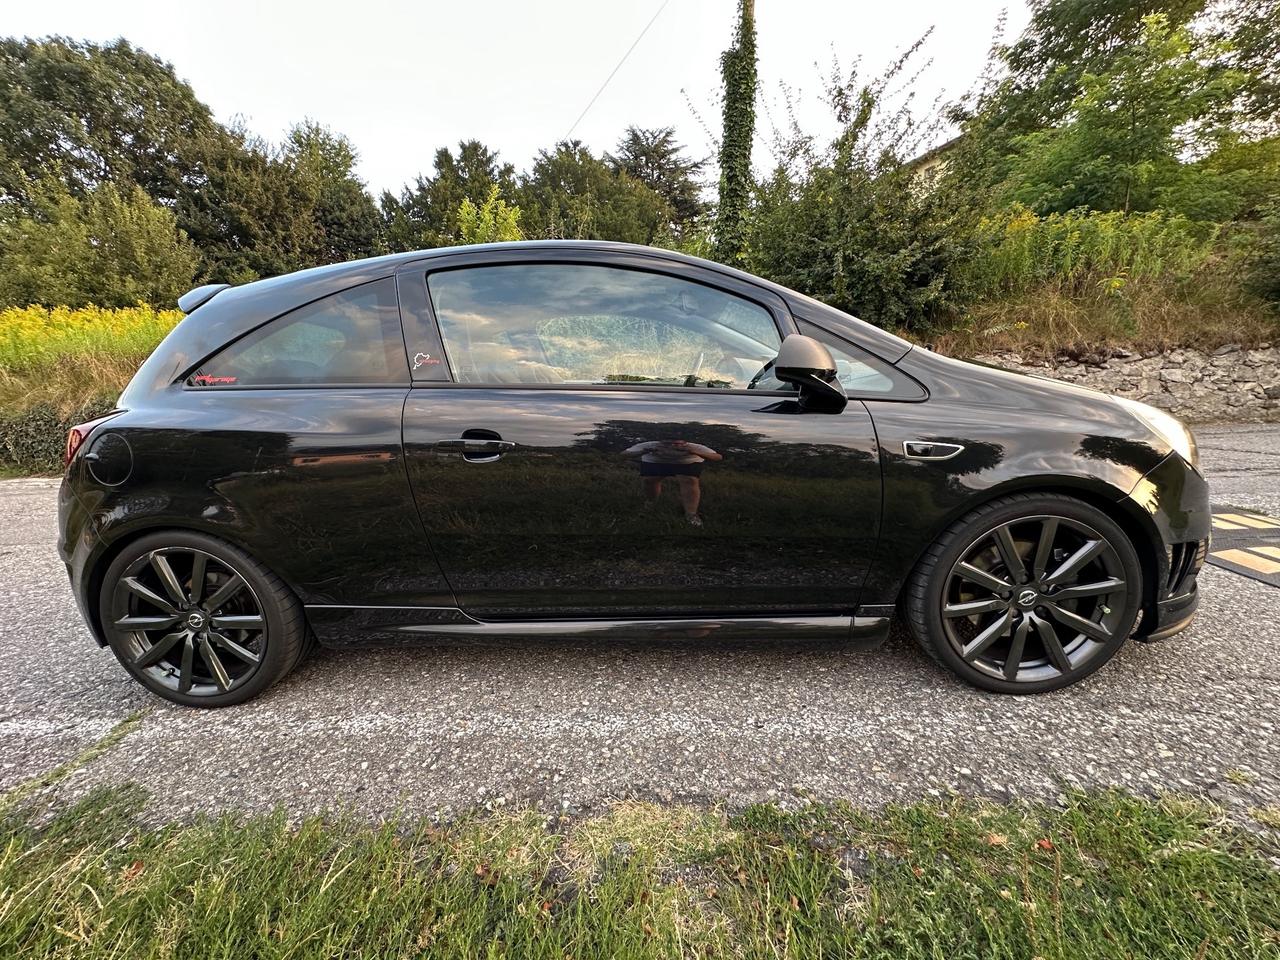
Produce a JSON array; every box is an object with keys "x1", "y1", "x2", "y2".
[{"x1": 1, "y1": 789, "x2": 1276, "y2": 959}]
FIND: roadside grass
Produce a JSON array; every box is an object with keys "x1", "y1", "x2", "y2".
[
  {"x1": 928, "y1": 282, "x2": 1279, "y2": 360},
  {"x1": 0, "y1": 305, "x2": 173, "y2": 473},
  {"x1": 1, "y1": 788, "x2": 1277, "y2": 959}
]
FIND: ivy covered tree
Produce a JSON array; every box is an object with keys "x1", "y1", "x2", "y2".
[{"x1": 713, "y1": 0, "x2": 757, "y2": 264}]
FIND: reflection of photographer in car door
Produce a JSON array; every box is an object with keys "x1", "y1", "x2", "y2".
[{"x1": 622, "y1": 440, "x2": 724, "y2": 526}]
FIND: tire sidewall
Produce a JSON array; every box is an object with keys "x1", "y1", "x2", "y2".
[
  {"x1": 916, "y1": 495, "x2": 1144, "y2": 694},
  {"x1": 99, "y1": 530, "x2": 297, "y2": 708}
]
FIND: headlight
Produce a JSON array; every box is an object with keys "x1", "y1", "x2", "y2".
[{"x1": 1114, "y1": 396, "x2": 1199, "y2": 468}]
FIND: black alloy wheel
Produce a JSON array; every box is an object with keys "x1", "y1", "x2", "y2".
[
  {"x1": 100, "y1": 531, "x2": 305, "y2": 707},
  {"x1": 906, "y1": 494, "x2": 1143, "y2": 693}
]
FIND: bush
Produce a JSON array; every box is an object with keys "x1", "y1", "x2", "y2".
[
  {"x1": 1240, "y1": 202, "x2": 1280, "y2": 303},
  {"x1": 0, "y1": 394, "x2": 118, "y2": 474},
  {"x1": 0, "y1": 181, "x2": 198, "y2": 310},
  {"x1": 745, "y1": 43, "x2": 979, "y2": 334}
]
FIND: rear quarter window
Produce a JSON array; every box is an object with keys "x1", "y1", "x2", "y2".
[{"x1": 190, "y1": 278, "x2": 407, "y2": 387}]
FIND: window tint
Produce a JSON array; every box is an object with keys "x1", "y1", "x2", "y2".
[
  {"x1": 425, "y1": 264, "x2": 781, "y2": 389},
  {"x1": 750, "y1": 321, "x2": 915, "y2": 397},
  {"x1": 192, "y1": 279, "x2": 406, "y2": 386}
]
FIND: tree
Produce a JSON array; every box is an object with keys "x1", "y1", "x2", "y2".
[
  {"x1": 457, "y1": 185, "x2": 523, "y2": 244},
  {"x1": 0, "y1": 37, "x2": 215, "y2": 209},
  {"x1": 993, "y1": 0, "x2": 1206, "y2": 132},
  {"x1": 606, "y1": 126, "x2": 706, "y2": 237},
  {"x1": 945, "y1": 0, "x2": 1209, "y2": 200},
  {"x1": 713, "y1": 0, "x2": 757, "y2": 264},
  {"x1": 175, "y1": 125, "x2": 323, "y2": 283},
  {"x1": 1210, "y1": 0, "x2": 1280, "y2": 133},
  {"x1": 517, "y1": 141, "x2": 669, "y2": 244},
  {"x1": 0, "y1": 180, "x2": 198, "y2": 308},
  {"x1": 284, "y1": 121, "x2": 382, "y2": 262},
  {"x1": 1001, "y1": 15, "x2": 1244, "y2": 218},
  {"x1": 380, "y1": 140, "x2": 516, "y2": 250}
]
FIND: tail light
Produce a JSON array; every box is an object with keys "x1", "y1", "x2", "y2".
[{"x1": 64, "y1": 414, "x2": 119, "y2": 467}]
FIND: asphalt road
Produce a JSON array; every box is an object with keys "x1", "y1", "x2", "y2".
[{"x1": 2, "y1": 424, "x2": 1278, "y2": 822}]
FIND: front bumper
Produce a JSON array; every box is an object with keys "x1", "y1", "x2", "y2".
[
  {"x1": 1141, "y1": 582, "x2": 1200, "y2": 642},
  {"x1": 1124, "y1": 452, "x2": 1210, "y2": 643}
]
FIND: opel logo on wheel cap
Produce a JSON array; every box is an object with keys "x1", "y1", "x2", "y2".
[
  {"x1": 1016, "y1": 589, "x2": 1038, "y2": 608},
  {"x1": 186, "y1": 611, "x2": 208, "y2": 630}
]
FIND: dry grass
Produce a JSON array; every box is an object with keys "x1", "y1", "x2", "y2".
[
  {"x1": 1251, "y1": 806, "x2": 1280, "y2": 830},
  {"x1": 925, "y1": 282, "x2": 1279, "y2": 360},
  {"x1": 563, "y1": 800, "x2": 738, "y2": 878}
]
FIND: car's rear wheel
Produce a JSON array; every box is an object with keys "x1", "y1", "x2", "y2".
[
  {"x1": 905, "y1": 493, "x2": 1143, "y2": 693},
  {"x1": 99, "y1": 531, "x2": 305, "y2": 707}
]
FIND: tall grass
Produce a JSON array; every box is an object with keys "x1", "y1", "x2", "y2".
[
  {"x1": 934, "y1": 206, "x2": 1280, "y2": 356},
  {"x1": 0, "y1": 304, "x2": 179, "y2": 373},
  {"x1": 0, "y1": 306, "x2": 179, "y2": 472},
  {"x1": 964, "y1": 206, "x2": 1220, "y2": 299}
]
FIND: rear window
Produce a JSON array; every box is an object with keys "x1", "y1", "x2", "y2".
[{"x1": 190, "y1": 279, "x2": 407, "y2": 386}]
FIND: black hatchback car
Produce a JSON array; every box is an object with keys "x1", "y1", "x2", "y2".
[{"x1": 59, "y1": 241, "x2": 1209, "y2": 707}]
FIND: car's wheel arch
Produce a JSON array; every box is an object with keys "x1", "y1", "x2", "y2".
[
  {"x1": 890, "y1": 475, "x2": 1163, "y2": 631},
  {"x1": 82, "y1": 520, "x2": 307, "y2": 648}
]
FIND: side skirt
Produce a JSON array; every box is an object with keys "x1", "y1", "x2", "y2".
[{"x1": 305, "y1": 605, "x2": 891, "y2": 650}]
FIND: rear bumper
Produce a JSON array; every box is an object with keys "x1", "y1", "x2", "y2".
[{"x1": 58, "y1": 473, "x2": 108, "y2": 647}]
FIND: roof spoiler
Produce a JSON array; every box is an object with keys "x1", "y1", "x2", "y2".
[{"x1": 178, "y1": 283, "x2": 230, "y2": 314}]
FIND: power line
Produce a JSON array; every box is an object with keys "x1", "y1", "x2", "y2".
[{"x1": 565, "y1": 0, "x2": 670, "y2": 141}]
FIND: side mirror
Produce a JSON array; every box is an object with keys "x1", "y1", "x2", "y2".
[{"x1": 773, "y1": 334, "x2": 848, "y2": 413}]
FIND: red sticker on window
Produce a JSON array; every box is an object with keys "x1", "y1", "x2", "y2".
[
  {"x1": 192, "y1": 374, "x2": 238, "y2": 386},
  {"x1": 412, "y1": 352, "x2": 442, "y2": 370}
]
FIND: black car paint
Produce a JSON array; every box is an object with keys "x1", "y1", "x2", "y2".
[{"x1": 58, "y1": 241, "x2": 1208, "y2": 652}]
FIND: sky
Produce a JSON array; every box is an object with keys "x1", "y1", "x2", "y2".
[{"x1": 7, "y1": 0, "x2": 1031, "y2": 196}]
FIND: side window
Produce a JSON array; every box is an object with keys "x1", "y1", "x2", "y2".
[
  {"x1": 751, "y1": 320, "x2": 924, "y2": 398},
  {"x1": 191, "y1": 278, "x2": 407, "y2": 387},
  {"x1": 424, "y1": 264, "x2": 782, "y2": 389}
]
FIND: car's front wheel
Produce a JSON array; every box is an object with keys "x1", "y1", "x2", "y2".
[
  {"x1": 99, "y1": 531, "x2": 306, "y2": 707},
  {"x1": 905, "y1": 493, "x2": 1143, "y2": 693}
]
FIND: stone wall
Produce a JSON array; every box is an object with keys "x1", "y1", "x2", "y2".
[{"x1": 970, "y1": 345, "x2": 1280, "y2": 423}]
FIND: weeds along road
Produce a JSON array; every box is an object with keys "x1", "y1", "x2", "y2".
[{"x1": 2, "y1": 424, "x2": 1278, "y2": 822}]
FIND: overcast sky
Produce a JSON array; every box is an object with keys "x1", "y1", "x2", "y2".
[{"x1": 9, "y1": 0, "x2": 1031, "y2": 196}]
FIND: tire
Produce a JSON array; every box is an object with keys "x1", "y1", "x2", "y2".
[
  {"x1": 99, "y1": 530, "x2": 306, "y2": 707},
  {"x1": 904, "y1": 493, "x2": 1143, "y2": 694}
]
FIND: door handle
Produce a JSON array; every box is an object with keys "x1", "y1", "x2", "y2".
[
  {"x1": 434, "y1": 439, "x2": 516, "y2": 453},
  {"x1": 433, "y1": 438, "x2": 516, "y2": 462}
]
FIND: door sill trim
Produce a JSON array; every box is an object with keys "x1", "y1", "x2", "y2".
[{"x1": 306, "y1": 605, "x2": 890, "y2": 648}]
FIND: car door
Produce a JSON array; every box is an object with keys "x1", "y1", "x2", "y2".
[{"x1": 398, "y1": 251, "x2": 883, "y2": 619}]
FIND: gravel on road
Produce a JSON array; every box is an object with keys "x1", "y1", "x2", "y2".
[{"x1": 2, "y1": 425, "x2": 1278, "y2": 822}]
